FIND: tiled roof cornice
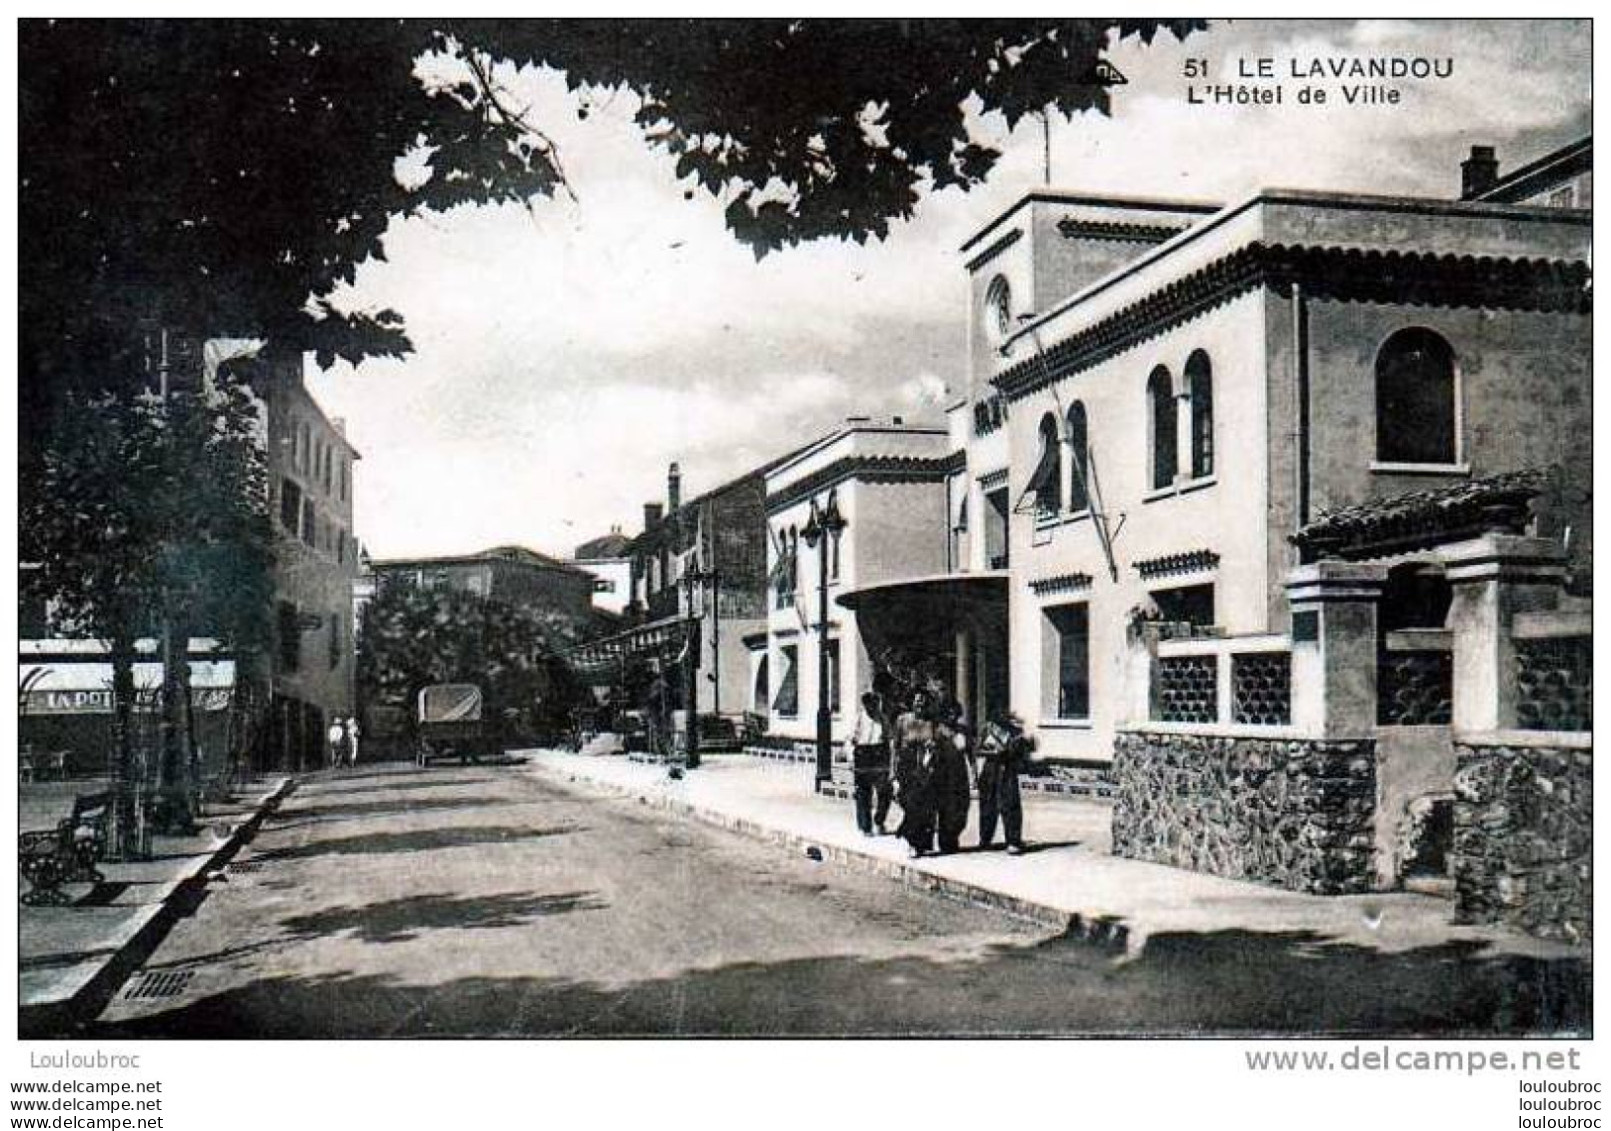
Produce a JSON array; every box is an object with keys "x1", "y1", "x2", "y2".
[
  {"x1": 994, "y1": 243, "x2": 1591, "y2": 402},
  {"x1": 1135, "y1": 549, "x2": 1221, "y2": 579},
  {"x1": 1056, "y1": 218, "x2": 1186, "y2": 244},
  {"x1": 766, "y1": 451, "x2": 966, "y2": 515},
  {"x1": 1029, "y1": 571, "x2": 1094, "y2": 596},
  {"x1": 1291, "y1": 468, "x2": 1550, "y2": 562},
  {"x1": 965, "y1": 228, "x2": 1022, "y2": 274}
]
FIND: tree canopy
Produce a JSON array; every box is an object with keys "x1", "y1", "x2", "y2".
[
  {"x1": 20, "y1": 371, "x2": 274, "y2": 650},
  {"x1": 20, "y1": 19, "x2": 1202, "y2": 400},
  {"x1": 357, "y1": 578, "x2": 588, "y2": 740}
]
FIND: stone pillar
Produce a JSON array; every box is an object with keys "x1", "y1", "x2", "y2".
[
  {"x1": 1120, "y1": 623, "x2": 1160, "y2": 727},
  {"x1": 1285, "y1": 562, "x2": 1385, "y2": 737},
  {"x1": 954, "y1": 628, "x2": 974, "y2": 725},
  {"x1": 1441, "y1": 535, "x2": 1568, "y2": 732}
]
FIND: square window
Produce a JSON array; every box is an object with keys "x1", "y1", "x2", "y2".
[{"x1": 1151, "y1": 583, "x2": 1216, "y2": 630}]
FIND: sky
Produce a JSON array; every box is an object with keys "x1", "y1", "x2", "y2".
[{"x1": 305, "y1": 18, "x2": 1590, "y2": 562}]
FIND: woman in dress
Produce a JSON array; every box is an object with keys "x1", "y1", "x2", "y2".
[
  {"x1": 892, "y1": 689, "x2": 938, "y2": 857},
  {"x1": 930, "y1": 697, "x2": 973, "y2": 856}
]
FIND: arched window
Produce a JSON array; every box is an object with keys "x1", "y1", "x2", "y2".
[
  {"x1": 1186, "y1": 351, "x2": 1214, "y2": 479},
  {"x1": 1147, "y1": 366, "x2": 1178, "y2": 490},
  {"x1": 1376, "y1": 328, "x2": 1457, "y2": 465},
  {"x1": 1028, "y1": 413, "x2": 1062, "y2": 515},
  {"x1": 788, "y1": 528, "x2": 800, "y2": 593},
  {"x1": 984, "y1": 275, "x2": 1012, "y2": 342},
  {"x1": 1066, "y1": 401, "x2": 1090, "y2": 513}
]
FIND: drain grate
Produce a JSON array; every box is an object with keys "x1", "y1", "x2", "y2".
[
  {"x1": 227, "y1": 860, "x2": 266, "y2": 874},
  {"x1": 124, "y1": 969, "x2": 194, "y2": 1000}
]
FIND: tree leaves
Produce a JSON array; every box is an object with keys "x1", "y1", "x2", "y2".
[
  {"x1": 22, "y1": 18, "x2": 1200, "y2": 391},
  {"x1": 21, "y1": 371, "x2": 275, "y2": 651},
  {"x1": 356, "y1": 578, "x2": 587, "y2": 732}
]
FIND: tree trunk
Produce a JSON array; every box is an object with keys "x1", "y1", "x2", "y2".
[
  {"x1": 152, "y1": 616, "x2": 196, "y2": 834},
  {"x1": 106, "y1": 633, "x2": 144, "y2": 860}
]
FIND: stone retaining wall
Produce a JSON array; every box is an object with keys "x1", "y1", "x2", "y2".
[
  {"x1": 1452, "y1": 738, "x2": 1591, "y2": 944},
  {"x1": 1112, "y1": 730, "x2": 1376, "y2": 894}
]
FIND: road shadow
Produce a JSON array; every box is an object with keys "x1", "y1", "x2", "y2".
[
  {"x1": 251, "y1": 824, "x2": 584, "y2": 863},
  {"x1": 270, "y1": 795, "x2": 516, "y2": 829},
  {"x1": 298, "y1": 776, "x2": 508, "y2": 798},
  {"x1": 85, "y1": 921, "x2": 1590, "y2": 1039},
  {"x1": 278, "y1": 890, "x2": 608, "y2": 944}
]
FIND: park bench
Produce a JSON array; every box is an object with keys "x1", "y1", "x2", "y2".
[{"x1": 18, "y1": 790, "x2": 112, "y2": 906}]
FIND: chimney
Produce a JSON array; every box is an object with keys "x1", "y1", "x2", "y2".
[
  {"x1": 667, "y1": 462, "x2": 682, "y2": 512},
  {"x1": 1461, "y1": 145, "x2": 1499, "y2": 199},
  {"x1": 644, "y1": 502, "x2": 664, "y2": 529}
]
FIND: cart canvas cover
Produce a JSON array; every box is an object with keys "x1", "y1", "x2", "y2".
[{"x1": 418, "y1": 683, "x2": 483, "y2": 722}]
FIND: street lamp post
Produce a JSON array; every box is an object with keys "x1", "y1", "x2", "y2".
[
  {"x1": 800, "y1": 491, "x2": 846, "y2": 791},
  {"x1": 680, "y1": 565, "x2": 715, "y2": 770}
]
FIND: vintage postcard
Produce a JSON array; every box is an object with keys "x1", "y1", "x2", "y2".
[{"x1": 12, "y1": 13, "x2": 1596, "y2": 1122}]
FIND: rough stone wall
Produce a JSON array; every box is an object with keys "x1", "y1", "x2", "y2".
[
  {"x1": 1452, "y1": 740, "x2": 1591, "y2": 944},
  {"x1": 1112, "y1": 730, "x2": 1376, "y2": 894}
]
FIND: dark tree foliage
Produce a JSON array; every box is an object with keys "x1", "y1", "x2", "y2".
[
  {"x1": 20, "y1": 18, "x2": 1201, "y2": 434},
  {"x1": 357, "y1": 579, "x2": 588, "y2": 742},
  {"x1": 19, "y1": 371, "x2": 274, "y2": 853}
]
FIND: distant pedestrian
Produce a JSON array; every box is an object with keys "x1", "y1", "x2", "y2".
[
  {"x1": 326, "y1": 719, "x2": 345, "y2": 770},
  {"x1": 344, "y1": 716, "x2": 361, "y2": 767},
  {"x1": 976, "y1": 713, "x2": 1032, "y2": 854},
  {"x1": 845, "y1": 691, "x2": 893, "y2": 837}
]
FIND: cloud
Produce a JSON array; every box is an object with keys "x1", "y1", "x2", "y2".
[{"x1": 311, "y1": 19, "x2": 1588, "y2": 562}]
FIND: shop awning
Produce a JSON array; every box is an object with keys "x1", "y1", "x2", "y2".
[{"x1": 18, "y1": 659, "x2": 236, "y2": 715}]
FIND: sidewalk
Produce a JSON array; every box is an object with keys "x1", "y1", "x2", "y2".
[
  {"x1": 523, "y1": 750, "x2": 1574, "y2": 963},
  {"x1": 19, "y1": 775, "x2": 294, "y2": 1036}
]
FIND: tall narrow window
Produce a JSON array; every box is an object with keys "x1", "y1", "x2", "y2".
[
  {"x1": 1066, "y1": 401, "x2": 1090, "y2": 513},
  {"x1": 774, "y1": 645, "x2": 799, "y2": 716},
  {"x1": 1376, "y1": 328, "x2": 1457, "y2": 465},
  {"x1": 1042, "y1": 603, "x2": 1090, "y2": 719},
  {"x1": 984, "y1": 488, "x2": 1010, "y2": 570},
  {"x1": 1186, "y1": 351, "x2": 1214, "y2": 479},
  {"x1": 753, "y1": 656, "x2": 770, "y2": 712},
  {"x1": 280, "y1": 480, "x2": 302, "y2": 534},
  {"x1": 1028, "y1": 413, "x2": 1062, "y2": 516},
  {"x1": 1148, "y1": 366, "x2": 1177, "y2": 490},
  {"x1": 277, "y1": 601, "x2": 301, "y2": 673}
]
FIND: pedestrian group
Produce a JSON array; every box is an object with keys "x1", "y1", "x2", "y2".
[
  {"x1": 843, "y1": 677, "x2": 1033, "y2": 859},
  {"x1": 326, "y1": 716, "x2": 361, "y2": 769}
]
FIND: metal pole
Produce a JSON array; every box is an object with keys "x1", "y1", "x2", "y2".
[
  {"x1": 814, "y1": 539, "x2": 832, "y2": 788},
  {"x1": 683, "y1": 570, "x2": 700, "y2": 769}
]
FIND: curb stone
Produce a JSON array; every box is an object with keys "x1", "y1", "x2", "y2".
[
  {"x1": 19, "y1": 776, "x2": 297, "y2": 1037},
  {"x1": 531, "y1": 761, "x2": 1130, "y2": 954}
]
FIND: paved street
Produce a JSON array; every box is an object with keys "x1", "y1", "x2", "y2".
[{"x1": 91, "y1": 761, "x2": 1589, "y2": 1037}]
